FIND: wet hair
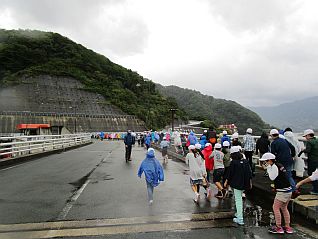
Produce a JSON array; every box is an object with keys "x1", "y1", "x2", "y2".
[{"x1": 284, "y1": 127, "x2": 293, "y2": 132}]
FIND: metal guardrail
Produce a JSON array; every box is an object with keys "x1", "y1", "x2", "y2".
[{"x1": 0, "y1": 134, "x2": 92, "y2": 160}]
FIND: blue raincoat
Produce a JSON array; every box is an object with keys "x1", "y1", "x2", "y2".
[{"x1": 138, "y1": 150, "x2": 164, "y2": 187}]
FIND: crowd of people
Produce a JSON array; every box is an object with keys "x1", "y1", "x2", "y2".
[{"x1": 135, "y1": 127, "x2": 318, "y2": 235}]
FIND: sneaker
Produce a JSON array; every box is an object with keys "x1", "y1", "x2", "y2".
[
  {"x1": 242, "y1": 192, "x2": 246, "y2": 199},
  {"x1": 215, "y1": 191, "x2": 223, "y2": 198},
  {"x1": 268, "y1": 226, "x2": 284, "y2": 234},
  {"x1": 283, "y1": 226, "x2": 294, "y2": 234},
  {"x1": 193, "y1": 193, "x2": 200, "y2": 203},
  {"x1": 233, "y1": 217, "x2": 244, "y2": 225},
  {"x1": 149, "y1": 200, "x2": 153, "y2": 205}
]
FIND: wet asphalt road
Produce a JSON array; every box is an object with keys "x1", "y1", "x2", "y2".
[{"x1": 0, "y1": 141, "x2": 317, "y2": 239}]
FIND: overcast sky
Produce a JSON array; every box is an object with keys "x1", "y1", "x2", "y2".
[{"x1": 1, "y1": 0, "x2": 318, "y2": 107}]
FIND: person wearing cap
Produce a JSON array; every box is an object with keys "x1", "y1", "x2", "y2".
[
  {"x1": 231, "y1": 132, "x2": 242, "y2": 146},
  {"x1": 298, "y1": 129, "x2": 318, "y2": 195},
  {"x1": 194, "y1": 143, "x2": 212, "y2": 200},
  {"x1": 202, "y1": 143, "x2": 214, "y2": 184},
  {"x1": 222, "y1": 141, "x2": 232, "y2": 197},
  {"x1": 186, "y1": 145, "x2": 207, "y2": 203},
  {"x1": 138, "y1": 148, "x2": 164, "y2": 205},
  {"x1": 160, "y1": 136, "x2": 170, "y2": 164},
  {"x1": 124, "y1": 130, "x2": 135, "y2": 162},
  {"x1": 270, "y1": 129, "x2": 297, "y2": 193},
  {"x1": 243, "y1": 128, "x2": 256, "y2": 176},
  {"x1": 224, "y1": 146, "x2": 252, "y2": 226},
  {"x1": 259, "y1": 153, "x2": 293, "y2": 234},
  {"x1": 221, "y1": 130, "x2": 231, "y2": 147},
  {"x1": 209, "y1": 143, "x2": 225, "y2": 198}
]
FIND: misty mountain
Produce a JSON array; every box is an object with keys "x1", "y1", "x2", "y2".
[
  {"x1": 156, "y1": 84, "x2": 269, "y2": 135},
  {"x1": 250, "y1": 96, "x2": 318, "y2": 132}
]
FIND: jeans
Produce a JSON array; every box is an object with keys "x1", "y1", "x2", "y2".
[
  {"x1": 234, "y1": 189, "x2": 243, "y2": 219},
  {"x1": 146, "y1": 181, "x2": 154, "y2": 201},
  {"x1": 285, "y1": 164, "x2": 296, "y2": 192}
]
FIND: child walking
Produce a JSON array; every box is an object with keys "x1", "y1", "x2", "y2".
[
  {"x1": 260, "y1": 153, "x2": 293, "y2": 234},
  {"x1": 209, "y1": 143, "x2": 225, "y2": 198},
  {"x1": 138, "y1": 148, "x2": 164, "y2": 205},
  {"x1": 225, "y1": 146, "x2": 252, "y2": 225},
  {"x1": 160, "y1": 136, "x2": 170, "y2": 164},
  {"x1": 186, "y1": 145, "x2": 206, "y2": 203}
]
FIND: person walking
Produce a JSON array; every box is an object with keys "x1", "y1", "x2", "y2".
[
  {"x1": 256, "y1": 132, "x2": 270, "y2": 158},
  {"x1": 124, "y1": 130, "x2": 135, "y2": 162},
  {"x1": 231, "y1": 132, "x2": 242, "y2": 146},
  {"x1": 138, "y1": 148, "x2": 164, "y2": 205},
  {"x1": 145, "y1": 133, "x2": 152, "y2": 150},
  {"x1": 160, "y1": 137, "x2": 170, "y2": 164},
  {"x1": 243, "y1": 128, "x2": 256, "y2": 176},
  {"x1": 270, "y1": 129, "x2": 296, "y2": 192},
  {"x1": 260, "y1": 153, "x2": 293, "y2": 234},
  {"x1": 209, "y1": 143, "x2": 225, "y2": 198},
  {"x1": 298, "y1": 129, "x2": 318, "y2": 195},
  {"x1": 221, "y1": 131, "x2": 231, "y2": 146},
  {"x1": 202, "y1": 143, "x2": 214, "y2": 184},
  {"x1": 224, "y1": 146, "x2": 252, "y2": 226},
  {"x1": 186, "y1": 145, "x2": 206, "y2": 203}
]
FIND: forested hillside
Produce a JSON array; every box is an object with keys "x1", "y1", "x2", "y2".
[
  {"x1": 0, "y1": 29, "x2": 186, "y2": 129},
  {"x1": 156, "y1": 84, "x2": 269, "y2": 134}
]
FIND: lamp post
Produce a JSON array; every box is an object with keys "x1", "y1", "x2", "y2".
[{"x1": 169, "y1": 108, "x2": 177, "y2": 132}]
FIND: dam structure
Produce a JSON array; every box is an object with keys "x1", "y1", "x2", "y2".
[{"x1": 0, "y1": 75, "x2": 146, "y2": 134}]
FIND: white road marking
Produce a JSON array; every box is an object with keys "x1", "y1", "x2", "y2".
[{"x1": 56, "y1": 180, "x2": 91, "y2": 221}]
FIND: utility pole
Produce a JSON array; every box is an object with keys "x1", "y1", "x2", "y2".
[{"x1": 170, "y1": 108, "x2": 177, "y2": 132}]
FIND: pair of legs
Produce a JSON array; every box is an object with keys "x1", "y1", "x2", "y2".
[
  {"x1": 233, "y1": 189, "x2": 244, "y2": 225},
  {"x1": 213, "y1": 168, "x2": 225, "y2": 197},
  {"x1": 273, "y1": 198, "x2": 291, "y2": 228},
  {"x1": 146, "y1": 181, "x2": 154, "y2": 203},
  {"x1": 125, "y1": 145, "x2": 132, "y2": 161},
  {"x1": 284, "y1": 164, "x2": 296, "y2": 192},
  {"x1": 244, "y1": 151, "x2": 255, "y2": 175}
]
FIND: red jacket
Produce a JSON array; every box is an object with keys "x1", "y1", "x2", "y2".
[{"x1": 202, "y1": 145, "x2": 214, "y2": 170}]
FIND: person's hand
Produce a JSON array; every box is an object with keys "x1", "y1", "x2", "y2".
[
  {"x1": 296, "y1": 182, "x2": 301, "y2": 189},
  {"x1": 125, "y1": 145, "x2": 128, "y2": 148},
  {"x1": 262, "y1": 162, "x2": 269, "y2": 170}
]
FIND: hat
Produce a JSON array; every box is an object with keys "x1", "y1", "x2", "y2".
[
  {"x1": 147, "y1": 148, "x2": 155, "y2": 153},
  {"x1": 188, "y1": 145, "x2": 195, "y2": 150},
  {"x1": 222, "y1": 130, "x2": 227, "y2": 135},
  {"x1": 270, "y1": 129, "x2": 279, "y2": 135},
  {"x1": 163, "y1": 137, "x2": 166, "y2": 140},
  {"x1": 232, "y1": 132, "x2": 239, "y2": 139},
  {"x1": 303, "y1": 129, "x2": 314, "y2": 137},
  {"x1": 205, "y1": 143, "x2": 211, "y2": 147},
  {"x1": 230, "y1": 146, "x2": 240, "y2": 154},
  {"x1": 260, "y1": 152, "x2": 276, "y2": 161},
  {"x1": 214, "y1": 143, "x2": 222, "y2": 149},
  {"x1": 222, "y1": 141, "x2": 230, "y2": 147},
  {"x1": 195, "y1": 143, "x2": 201, "y2": 149},
  {"x1": 204, "y1": 130, "x2": 207, "y2": 133},
  {"x1": 246, "y1": 128, "x2": 253, "y2": 134}
]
